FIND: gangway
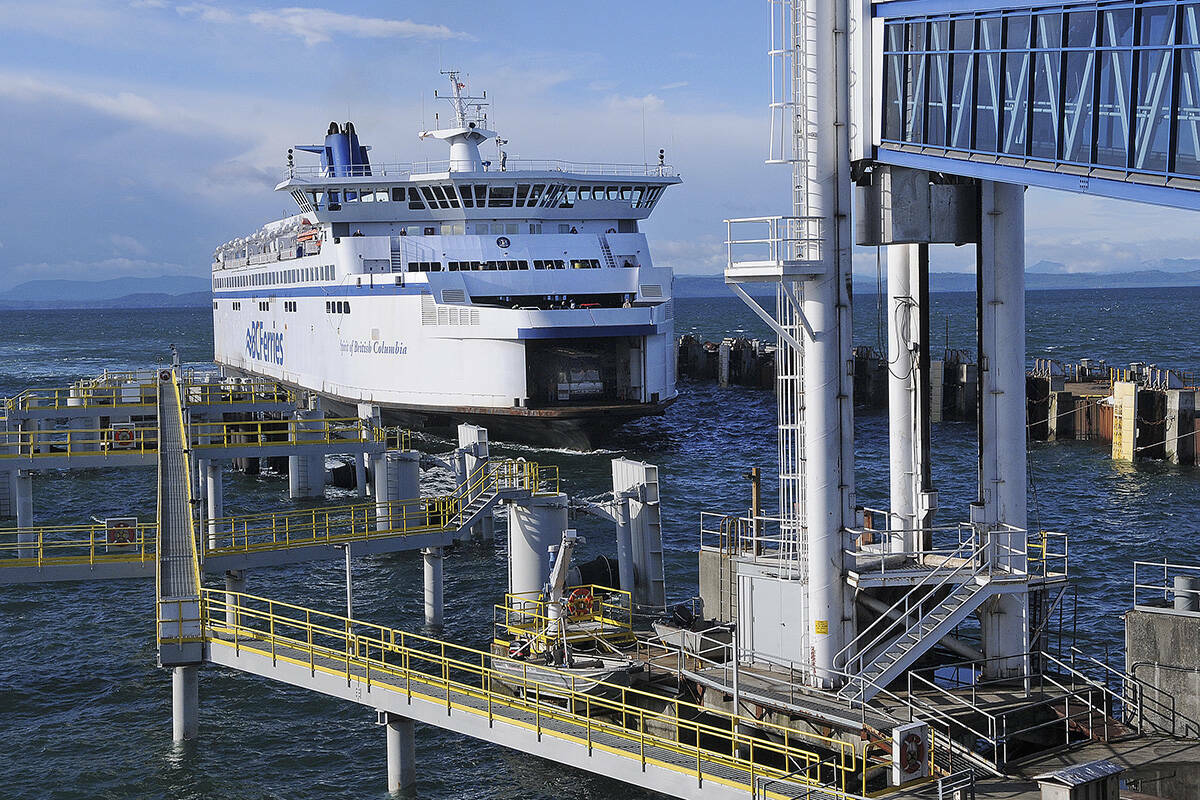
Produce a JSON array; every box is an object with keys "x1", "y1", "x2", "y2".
[
  {"x1": 155, "y1": 371, "x2": 203, "y2": 666},
  {"x1": 194, "y1": 589, "x2": 900, "y2": 800},
  {"x1": 0, "y1": 460, "x2": 559, "y2": 582}
]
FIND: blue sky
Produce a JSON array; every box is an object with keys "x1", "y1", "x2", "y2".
[{"x1": 1, "y1": 0, "x2": 1197, "y2": 290}]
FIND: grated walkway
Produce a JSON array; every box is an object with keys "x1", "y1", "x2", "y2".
[{"x1": 157, "y1": 379, "x2": 198, "y2": 599}]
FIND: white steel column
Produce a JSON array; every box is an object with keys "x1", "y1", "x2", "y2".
[
  {"x1": 802, "y1": 0, "x2": 855, "y2": 687},
  {"x1": 887, "y1": 245, "x2": 916, "y2": 543},
  {"x1": 422, "y1": 546, "x2": 444, "y2": 629},
  {"x1": 206, "y1": 459, "x2": 223, "y2": 550},
  {"x1": 224, "y1": 569, "x2": 245, "y2": 628},
  {"x1": 171, "y1": 665, "x2": 199, "y2": 741},
  {"x1": 15, "y1": 470, "x2": 34, "y2": 558},
  {"x1": 385, "y1": 713, "x2": 416, "y2": 794},
  {"x1": 978, "y1": 180, "x2": 1029, "y2": 677}
]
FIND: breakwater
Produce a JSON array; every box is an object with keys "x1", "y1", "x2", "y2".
[{"x1": 678, "y1": 336, "x2": 1199, "y2": 464}]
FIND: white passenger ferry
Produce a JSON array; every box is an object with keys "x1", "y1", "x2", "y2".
[{"x1": 211, "y1": 73, "x2": 681, "y2": 447}]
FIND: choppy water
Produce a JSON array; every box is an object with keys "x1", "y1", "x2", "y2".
[{"x1": 1, "y1": 288, "x2": 1198, "y2": 799}]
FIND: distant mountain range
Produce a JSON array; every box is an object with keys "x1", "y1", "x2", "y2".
[
  {"x1": 676, "y1": 267, "x2": 1200, "y2": 297},
  {"x1": 0, "y1": 276, "x2": 212, "y2": 309},
  {"x1": 1, "y1": 269, "x2": 1199, "y2": 310}
]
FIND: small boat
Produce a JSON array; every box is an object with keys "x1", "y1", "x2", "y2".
[{"x1": 491, "y1": 652, "x2": 644, "y2": 699}]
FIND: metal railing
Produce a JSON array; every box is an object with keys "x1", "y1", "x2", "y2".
[
  {"x1": 1133, "y1": 560, "x2": 1200, "y2": 612},
  {"x1": 203, "y1": 459, "x2": 556, "y2": 555},
  {"x1": 495, "y1": 585, "x2": 634, "y2": 649},
  {"x1": 286, "y1": 159, "x2": 677, "y2": 179},
  {"x1": 0, "y1": 425, "x2": 160, "y2": 458},
  {"x1": 190, "y1": 416, "x2": 379, "y2": 449},
  {"x1": 156, "y1": 372, "x2": 204, "y2": 650},
  {"x1": 203, "y1": 589, "x2": 887, "y2": 799},
  {"x1": 725, "y1": 216, "x2": 825, "y2": 267},
  {"x1": 699, "y1": 512, "x2": 804, "y2": 576},
  {"x1": 0, "y1": 522, "x2": 157, "y2": 567},
  {"x1": 2, "y1": 378, "x2": 294, "y2": 414}
]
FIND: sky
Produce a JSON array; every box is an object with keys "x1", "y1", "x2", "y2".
[{"x1": 2, "y1": 0, "x2": 1199, "y2": 291}]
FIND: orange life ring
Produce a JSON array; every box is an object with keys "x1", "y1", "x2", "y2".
[{"x1": 567, "y1": 587, "x2": 593, "y2": 617}]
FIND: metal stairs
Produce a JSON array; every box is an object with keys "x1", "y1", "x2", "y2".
[
  {"x1": 838, "y1": 547, "x2": 1004, "y2": 705},
  {"x1": 598, "y1": 235, "x2": 617, "y2": 269},
  {"x1": 449, "y1": 486, "x2": 500, "y2": 532}
]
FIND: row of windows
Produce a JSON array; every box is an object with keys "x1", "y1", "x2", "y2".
[
  {"x1": 390, "y1": 222, "x2": 597, "y2": 238},
  {"x1": 215, "y1": 264, "x2": 335, "y2": 289},
  {"x1": 257, "y1": 301, "x2": 269, "y2": 311},
  {"x1": 326, "y1": 301, "x2": 351, "y2": 314},
  {"x1": 283, "y1": 301, "x2": 298, "y2": 312},
  {"x1": 307, "y1": 182, "x2": 665, "y2": 212}
]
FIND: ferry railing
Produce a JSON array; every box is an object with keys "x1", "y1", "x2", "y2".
[
  {"x1": 203, "y1": 588, "x2": 886, "y2": 799},
  {"x1": 1133, "y1": 559, "x2": 1200, "y2": 612},
  {"x1": 0, "y1": 424, "x2": 159, "y2": 458},
  {"x1": 495, "y1": 585, "x2": 634, "y2": 649},
  {"x1": 0, "y1": 522, "x2": 156, "y2": 567},
  {"x1": 286, "y1": 159, "x2": 677, "y2": 179}
]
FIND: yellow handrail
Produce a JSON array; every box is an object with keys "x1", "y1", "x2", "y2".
[
  {"x1": 0, "y1": 523, "x2": 157, "y2": 567},
  {"x1": 203, "y1": 589, "x2": 894, "y2": 798}
]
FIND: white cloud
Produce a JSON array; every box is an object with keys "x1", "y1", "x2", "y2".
[
  {"x1": 606, "y1": 93, "x2": 665, "y2": 113},
  {"x1": 109, "y1": 234, "x2": 149, "y2": 256},
  {"x1": 660, "y1": 81, "x2": 689, "y2": 90},
  {"x1": 170, "y1": 4, "x2": 470, "y2": 45}
]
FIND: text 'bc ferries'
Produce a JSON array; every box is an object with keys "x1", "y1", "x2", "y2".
[{"x1": 212, "y1": 72, "x2": 681, "y2": 447}]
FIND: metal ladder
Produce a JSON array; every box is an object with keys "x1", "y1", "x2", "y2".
[
  {"x1": 838, "y1": 545, "x2": 996, "y2": 704},
  {"x1": 598, "y1": 235, "x2": 617, "y2": 269}
]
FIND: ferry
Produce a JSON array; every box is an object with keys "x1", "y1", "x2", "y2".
[{"x1": 211, "y1": 72, "x2": 682, "y2": 447}]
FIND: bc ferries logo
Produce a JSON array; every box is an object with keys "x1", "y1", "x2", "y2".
[{"x1": 245, "y1": 320, "x2": 285, "y2": 365}]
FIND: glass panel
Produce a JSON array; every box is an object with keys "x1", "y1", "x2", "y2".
[
  {"x1": 1182, "y1": 5, "x2": 1200, "y2": 46},
  {"x1": 886, "y1": 20, "x2": 905, "y2": 52},
  {"x1": 905, "y1": 51, "x2": 927, "y2": 142},
  {"x1": 1066, "y1": 10, "x2": 1096, "y2": 47},
  {"x1": 1002, "y1": 51, "x2": 1030, "y2": 155},
  {"x1": 1031, "y1": 49, "x2": 1060, "y2": 159},
  {"x1": 1101, "y1": 8, "x2": 1134, "y2": 47},
  {"x1": 930, "y1": 20, "x2": 949, "y2": 51},
  {"x1": 1004, "y1": 13, "x2": 1031, "y2": 50},
  {"x1": 1140, "y1": 5, "x2": 1175, "y2": 47},
  {"x1": 1035, "y1": 12, "x2": 1062, "y2": 49},
  {"x1": 953, "y1": 18, "x2": 974, "y2": 50},
  {"x1": 1134, "y1": 48, "x2": 1174, "y2": 171},
  {"x1": 1176, "y1": 48, "x2": 1200, "y2": 174},
  {"x1": 1096, "y1": 49, "x2": 1132, "y2": 167},
  {"x1": 1063, "y1": 51, "x2": 1095, "y2": 163},
  {"x1": 949, "y1": 52, "x2": 974, "y2": 148},
  {"x1": 979, "y1": 16, "x2": 1002, "y2": 50},
  {"x1": 884, "y1": 52, "x2": 906, "y2": 139},
  {"x1": 927, "y1": 52, "x2": 949, "y2": 146},
  {"x1": 908, "y1": 21, "x2": 926, "y2": 52},
  {"x1": 976, "y1": 52, "x2": 1003, "y2": 151}
]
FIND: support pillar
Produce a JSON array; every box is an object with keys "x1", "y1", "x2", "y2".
[
  {"x1": 887, "y1": 244, "x2": 917, "y2": 546},
  {"x1": 206, "y1": 459, "x2": 223, "y2": 550},
  {"x1": 354, "y1": 453, "x2": 368, "y2": 499},
  {"x1": 224, "y1": 569, "x2": 245, "y2": 628},
  {"x1": 171, "y1": 665, "x2": 199, "y2": 741},
  {"x1": 977, "y1": 181, "x2": 1029, "y2": 678},
  {"x1": 422, "y1": 547, "x2": 443, "y2": 629},
  {"x1": 373, "y1": 451, "x2": 420, "y2": 532},
  {"x1": 289, "y1": 405, "x2": 325, "y2": 499},
  {"x1": 384, "y1": 713, "x2": 416, "y2": 794},
  {"x1": 614, "y1": 494, "x2": 635, "y2": 594},
  {"x1": 457, "y1": 424, "x2": 492, "y2": 540},
  {"x1": 15, "y1": 470, "x2": 33, "y2": 559}
]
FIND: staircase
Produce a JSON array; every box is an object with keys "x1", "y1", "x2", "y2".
[
  {"x1": 838, "y1": 544, "x2": 1002, "y2": 705},
  {"x1": 449, "y1": 486, "x2": 500, "y2": 532},
  {"x1": 598, "y1": 235, "x2": 617, "y2": 269}
]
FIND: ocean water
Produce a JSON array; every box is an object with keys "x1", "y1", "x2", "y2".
[{"x1": 1, "y1": 288, "x2": 1198, "y2": 799}]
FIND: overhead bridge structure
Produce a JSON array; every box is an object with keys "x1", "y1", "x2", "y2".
[{"x1": 865, "y1": 0, "x2": 1200, "y2": 210}]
